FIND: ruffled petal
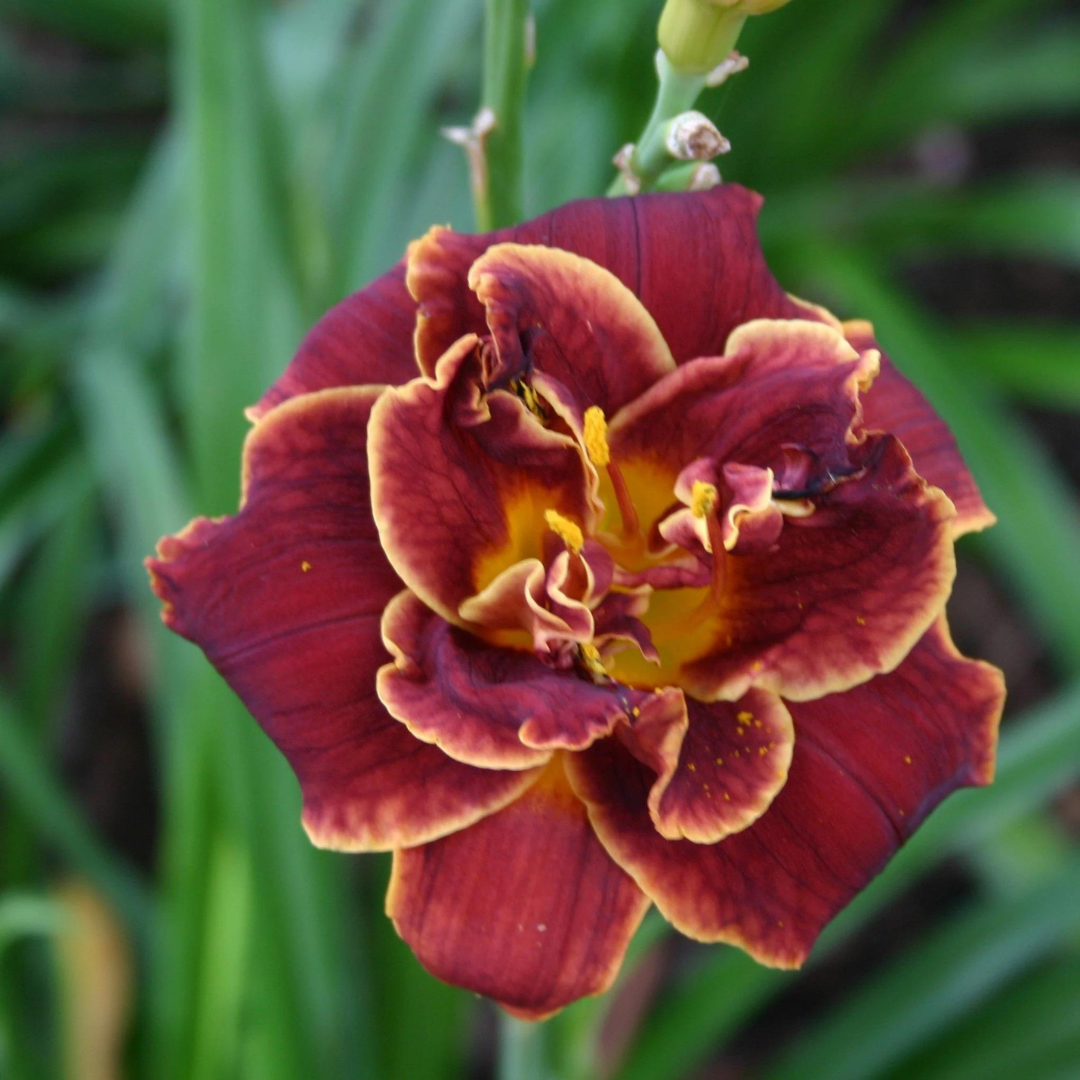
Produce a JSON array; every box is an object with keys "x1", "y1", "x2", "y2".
[
  {"x1": 147, "y1": 388, "x2": 535, "y2": 851},
  {"x1": 569, "y1": 619, "x2": 1003, "y2": 967},
  {"x1": 386, "y1": 758, "x2": 651, "y2": 1019},
  {"x1": 468, "y1": 243, "x2": 675, "y2": 414},
  {"x1": 683, "y1": 436, "x2": 957, "y2": 702},
  {"x1": 368, "y1": 335, "x2": 593, "y2": 626},
  {"x1": 249, "y1": 265, "x2": 419, "y2": 420},
  {"x1": 377, "y1": 590, "x2": 653, "y2": 766},
  {"x1": 647, "y1": 691, "x2": 794, "y2": 843},
  {"x1": 607, "y1": 319, "x2": 878, "y2": 487},
  {"x1": 845, "y1": 320, "x2": 995, "y2": 538},
  {"x1": 408, "y1": 185, "x2": 800, "y2": 376}
]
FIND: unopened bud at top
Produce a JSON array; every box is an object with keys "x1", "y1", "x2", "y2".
[{"x1": 658, "y1": 0, "x2": 794, "y2": 75}]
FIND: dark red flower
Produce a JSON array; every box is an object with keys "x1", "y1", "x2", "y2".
[{"x1": 147, "y1": 186, "x2": 1004, "y2": 1019}]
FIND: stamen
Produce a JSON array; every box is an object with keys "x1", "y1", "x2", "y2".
[
  {"x1": 691, "y1": 481, "x2": 719, "y2": 519},
  {"x1": 511, "y1": 378, "x2": 547, "y2": 420},
  {"x1": 583, "y1": 406, "x2": 611, "y2": 467},
  {"x1": 582, "y1": 405, "x2": 639, "y2": 538},
  {"x1": 579, "y1": 642, "x2": 609, "y2": 682},
  {"x1": 544, "y1": 509, "x2": 584, "y2": 553}
]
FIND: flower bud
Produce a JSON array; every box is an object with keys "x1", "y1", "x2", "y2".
[{"x1": 658, "y1": 0, "x2": 794, "y2": 75}]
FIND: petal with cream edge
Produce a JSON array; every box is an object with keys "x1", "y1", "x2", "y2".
[
  {"x1": 845, "y1": 319, "x2": 995, "y2": 537},
  {"x1": 607, "y1": 319, "x2": 878, "y2": 487},
  {"x1": 681, "y1": 436, "x2": 957, "y2": 703},
  {"x1": 146, "y1": 388, "x2": 537, "y2": 851},
  {"x1": 568, "y1": 619, "x2": 1004, "y2": 968},
  {"x1": 368, "y1": 335, "x2": 593, "y2": 626},
  {"x1": 249, "y1": 265, "x2": 420, "y2": 419},
  {"x1": 468, "y1": 243, "x2": 675, "y2": 417},
  {"x1": 408, "y1": 185, "x2": 802, "y2": 376},
  {"x1": 647, "y1": 690, "x2": 794, "y2": 844},
  {"x1": 387, "y1": 757, "x2": 651, "y2": 1020},
  {"x1": 378, "y1": 590, "x2": 674, "y2": 767}
]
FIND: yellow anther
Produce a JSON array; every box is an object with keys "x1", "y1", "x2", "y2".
[
  {"x1": 583, "y1": 406, "x2": 610, "y2": 467},
  {"x1": 511, "y1": 379, "x2": 546, "y2": 420},
  {"x1": 737, "y1": 711, "x2": 754, "y2": 723},
  {"x1": 300, "y1": 561, "x2": 312, "y2": 573},
  {"x1": 544, "y1": 509, "x2": 584, "y2": 553},
  {"x1": 579, "y1": 642, "x2": 608, "y2": 680},
  {"x1": 691, "y1": 481, "x2": 719, "y2": 518}
]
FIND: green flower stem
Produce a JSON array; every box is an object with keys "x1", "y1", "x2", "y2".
[
  {"x1": 477, "y1": 0, "x2": 530, "y2": 229},
  {"x1": 498, "y1": 1012, "x2": 548, "y2": 1080},
  {"x1": 607, "y1": 52, "x2": 707, "y2": 196}
]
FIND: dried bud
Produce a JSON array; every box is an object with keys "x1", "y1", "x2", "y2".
[
  {"x1": 705, "y1": 50, "x2": 749, "y2": 88},
  {"x1": 664, "y1": 111, "x2": 731, "y2": 162}
]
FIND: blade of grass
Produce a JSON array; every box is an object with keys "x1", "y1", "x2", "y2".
[
  {"x1": 765, "y1": 859, "x2": 1080, "y2": 1080},
  {"x1": 952, "y1": 324, "x2": 1080, "y2": 410},
  {"x1": 892, "y1": 953, "x2": 1080, "y2": 1080},
  {"x1": 0, "y1": 691, "x2": 151, "y2": 944},
  {"x1": 325, "y1": 0, "x2": 481, "y2": 293}
]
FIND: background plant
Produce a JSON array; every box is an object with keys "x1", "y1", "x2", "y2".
[{"x1": 0, "y1": 0, "x2": 1078, "y2": 1077}]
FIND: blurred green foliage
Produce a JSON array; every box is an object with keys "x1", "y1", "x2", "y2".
[{"x1": 0, "y1": 0, "x2": 1078, "y2": 1077}]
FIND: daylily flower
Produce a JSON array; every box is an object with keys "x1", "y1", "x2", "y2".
[{"x1": 147, "y1": 186, "x2": 1004, "y2": 1020}]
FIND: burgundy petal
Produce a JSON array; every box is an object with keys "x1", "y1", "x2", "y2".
[
  {"x1": 377, "y1": 590, "x2": 656, "y2": 766},
  {"x1": 249, "y1": 265, "x2": 420, "y2": 419},
  {"x1": 387, "y1": 759, "x2": 650, "y2": 1020},
  {"x1": 468, "y1": 242, "x2": 675, "y2": 415},
  {"x1": 368, "y1": 335, "x2": 593, "y2": 626},
  {"x1": 147, "y1": 388, "x2": 536, "y2": 850},
  {"x1": 408, "y1": 185, "x2": 800, "y2": 376},
  {"x1": 845, "y1": 320, "x2": 995, "y2": 537},
  {"x1": 569, "y1": 619, "x2": 1003, "y2": 968}
]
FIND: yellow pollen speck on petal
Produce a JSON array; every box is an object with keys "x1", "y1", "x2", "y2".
[
  {"x1": 758, "y1": 747, "x2": 768, "y2": 756},
  {"x1": 301, "y1": 561, "x2": 312, "y2": 573},
  {"x1": 687, "y1": 762, "x2": 697, "y2": 772},
  {"x1": 737, "y1": 711, "x2": 754, "y2": 723},
  {"x1": 752, "y1": 661, "x2": 762, "y2": 672},
  {"x1": 723, "y1": 792, "x2": 731, "y2": 801},
  {"x1": 631, "y1": 706, "x2": 641, "y2": 717},
  {"x1": 856, "y1": 616, "x2": 867, "y2": 626},
  {"x1": 545, "y1": 509, "x2": 584, "y2": 553},
  {"x1": 582, "y1": 406, "x2": 611, "y2": 467},
  {"x1": 715, "y1": 757, "x2": 723, "y2": 766},
  {"x1": 905, "y1": 755, "x2": 913, "y2": 765},
  {"x1": 691, "y1": 481, "x2": 719, "y2": 519}
]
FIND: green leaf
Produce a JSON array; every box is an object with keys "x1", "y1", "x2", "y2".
[
  {"x1": 952, "y1": 324, "x2": 1080, "y2": 409},
  {"x1": 765, "y1": 860, "x2": 1080, "y2": 1080},
  {"x1": 893, "y1": 953, "x2": 1080, "y2": 1080},
  {"x1": 0, "y1": 690, "x2": 152, "y2": 944},
  {"x1": 325, "y1": 0, "x2": 481, "y2": 292}
]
